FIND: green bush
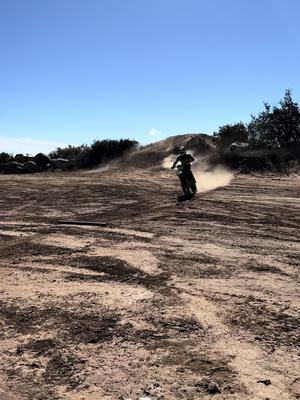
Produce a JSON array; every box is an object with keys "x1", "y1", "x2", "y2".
[
  {"x1": 211, "y1": 146, "x2": 300, "y2": 174},
  {"x1": 49, "y1": 139, "x2": 139, "y2": 169},
  {"x1": 0, "y1": 152, "x2": 12, "y2": 163},
  {"x1": 213, "y1": 122, "x2": 248, "y2": 150}
]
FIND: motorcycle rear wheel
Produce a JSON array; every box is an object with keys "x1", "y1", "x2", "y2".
[{"x1": 191, "y1": 184, "x2": 197, "y2": 194}]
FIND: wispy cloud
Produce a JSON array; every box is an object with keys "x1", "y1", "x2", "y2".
[
  {"x1": 147, "y1": 128, "x2": 162, "y2": 137},
  {"x1": 0, "y1": 136, "x2": 68, "y2": 156}
]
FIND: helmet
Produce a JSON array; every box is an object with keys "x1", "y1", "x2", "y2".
[{"x1": 179, "y1": 145, "x2": 186, "y2": 154}]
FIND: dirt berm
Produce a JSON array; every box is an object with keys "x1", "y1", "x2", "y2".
[{"x1": 121, "y1": 133, "x2": 215, "y2": 168}]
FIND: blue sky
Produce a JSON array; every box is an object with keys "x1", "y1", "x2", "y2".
[{"x1": 0, "y1": 0, "x2": 299, "y2": 154}]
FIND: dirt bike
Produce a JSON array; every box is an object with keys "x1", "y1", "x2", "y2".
[{"x1": 175, "y1": 165, "x2": 197, "y2": 197}]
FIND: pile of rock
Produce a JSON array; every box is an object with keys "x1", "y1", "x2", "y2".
[{"x1": 0, "y1": 153, "x2": 69, "y2": 174}]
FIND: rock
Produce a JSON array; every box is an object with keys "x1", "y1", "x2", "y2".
[
  {"x1": 23, "y1": 161, "x2": 40, "y2": 173},
  {"x1": 207, "y1": 382, "x2": 221, "y2": 394},
  {"x1": 2, "y1": 161, "x2": 24, "y2": 173},
  {"x1": 227, "y1": 142, "x2": 249, "y2": 152},
  {"x1": 26, "y1": 362, "x2": 40, "y2": 368},
  {"x1": 49, "y1": 158, "x2": 69, "y2": 170},
  {"x1": 15, "y1": 153, "x2": 30, "y2": 163},
  {"x1": 34, "y1": 153, "x2": 50, "y2": 169},
  {"x1": 257, "y1": 379, "x2": 272, "y2": 386},
  {"x1": 196, "y1": 378, "x2": 221, "y2": 395},
  {"x1": 15, "y1": 346, "x2": 24, "y2": 355}
]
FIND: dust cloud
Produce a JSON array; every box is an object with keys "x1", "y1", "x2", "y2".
[
  {"x1": 162, "y1": 155, "x2": 176, "y2": 169},
  {"x1": 86, "y1": 160, "x2": 119, "y2": 173},
  {"x1": 162, "y1": 155, "x2": 234, "y2": 192},
  {"x1": 193, "y1": 167, "x2": 234, "y2": 193}
]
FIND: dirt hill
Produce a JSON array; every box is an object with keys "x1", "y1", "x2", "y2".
[{"x1": 122, "y1": 133, "x2": 215, "y2": 168}]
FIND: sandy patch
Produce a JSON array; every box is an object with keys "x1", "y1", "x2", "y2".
[{"x1": 91, "y1": 245, "x2": 158, "y2": 274}]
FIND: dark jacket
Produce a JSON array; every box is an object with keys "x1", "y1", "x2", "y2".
[{"x1": 172, "y1": 153, "x2": 195, "y2": 169}]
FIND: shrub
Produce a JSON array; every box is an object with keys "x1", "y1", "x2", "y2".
[
  {"x1": 89, "y1": 139, "x2": 139, "y2": 166},
  {"x1": 210, "y1": 146, "x2": 300, "y2": 174},
  {"x1": 14, "y1": 154, "x2": 30, "y2": 164},
  {"x1": 49, "y1": 139, "x2": 139, "y2": 169},
  {"x1": 0, "y1": 152, "x2": 12, "y2": 164},
  {"x1": 49, "y1": 144, "x2": 91, "y2": 168},
  {"x1": 214, "y1": 123, "x2": 248, "y2": 150}
]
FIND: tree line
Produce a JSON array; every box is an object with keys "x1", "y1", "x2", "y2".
[
  {"x1": 0, "y1": 139, "x2": 139, "y2": 169},
  {"x1": 214, "y1": 89, "x2": 300, "y2": 150},
  {"x1": 49, "y1": 138, "x2": 139, "y2": 168}
]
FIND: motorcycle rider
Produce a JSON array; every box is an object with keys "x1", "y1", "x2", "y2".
[{"x1": 171, "y1": 146, "x2": 197, "y2": 192}]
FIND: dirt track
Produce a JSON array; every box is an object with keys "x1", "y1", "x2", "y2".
[{"x1": 0, "y1": 168, "x2": 299, "y2": 400}]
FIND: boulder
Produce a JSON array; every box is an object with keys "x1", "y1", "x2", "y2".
[
  {"x1": 15, "y1": 153, "x2": 30, "y2": 164},
  {"x1": 33, "y1": 153, "x2": 50, "y2": 169},
  {"x1": 49, "y1": 158, "x2": 69, "y2": 170},
  {"x1": 23, "y1": 161, "x2": 40, "y2": 173},
  {"x1": 227, "y1": 142, "x2": 249, "y2": 152},
  {"x1": 2, "y1": 162, "x2": 24, "y2": 173}
]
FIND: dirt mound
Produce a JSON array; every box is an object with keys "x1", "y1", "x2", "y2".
[{"x1": 122, "y1": 133, "x2": 215, "y2": 168}]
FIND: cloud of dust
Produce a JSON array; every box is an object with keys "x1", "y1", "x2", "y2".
[
  {"x1": 86, "y1": 159, "x2": 119, "y2": 173},
  {"x1": 162, "y1": 155, "x2": 176, "y2": 169},
  {"x1": 193, "y1": 166, "x2": 234, "y2": 193},
  {"x1": 162, "y1": 154, "x2": 234, "y2": 192}
]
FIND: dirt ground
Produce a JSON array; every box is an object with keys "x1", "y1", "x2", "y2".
[{"x1": 0, "y1": 167, "x2": 299, "y2": 400}]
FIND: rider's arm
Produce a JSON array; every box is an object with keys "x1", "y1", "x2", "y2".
[{"x1": 171, "y1": 156, "x2": 180, "y2": 169}]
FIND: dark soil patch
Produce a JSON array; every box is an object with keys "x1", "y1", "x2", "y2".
[
  {"x1": 2, "y1": 372, "x2": 63, "y2": 400},
  {"x1": 62, "y1": 312, "x2": 120, "y2": 344},
  {"x1": 159, "y1": 254, "x2": 230, "y2": 279},
  {"x1": 21, "y1": 338, "x2": 57, "y2": 355},
  {"x1": 0, "y1": 240, "x2": 75, "y2": 260},
  {"x1": 246, "y1": 263, "x2": 288, "y2": 275},
  {"x1": 0, "y1": 301, "x2": 54, "y2": 335},
  {"x1": 135, "y1": 329, "x2": 169, "y2": 347},
  {"x1": 134, "y1": 317, "x2": 204, "y2": 350},
  {"x1": 229, "y1": 299, "x2": 300, "y2": 348},
  {"x1": 43, "y1": 350, "x2": 85, "y2": 388},
  {"x1": 16, "y1": 265, "x2": 54, "y2": 274},
  {"x1": 64, "y1": 272, "x2": 105, "y2": 282},
  {"x1": 161, "y1": 252, "x2": 219, "y2": 266},
  {"x1": 286, "y1": 253, "x2": 300, "y2": 267},
  {"x1": 64, "y1": 255, "x2": 170, "y2": 289},
  {"x1": 163, "y1": 348, "x2": 241, "y2": 395},
  {"x1": 0, "y1": 233, "x2": 16, "y2": 242},
  {"x1": 0, "y1": 300, "x2": 121, "y2": 345}
]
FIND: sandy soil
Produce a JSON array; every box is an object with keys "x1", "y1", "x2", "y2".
[{"x1": 0, "y1": 168, "x2": 299, "y2": 400}]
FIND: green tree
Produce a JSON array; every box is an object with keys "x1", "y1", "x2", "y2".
[
  {"x1": 0, "y1": 152, "x2": 12, "y2": 163},
  {"x1": 248, "y1": 89, "x2": 300, "y2": 148},
  {"x1": 214, "y1": 122, "x2": 248, "y2": 149},
  {"x1": 49, "y1": 139, "x2": 139, "y2": 169},
  {"x1": 89, "y1": 139, "x2": 139, "y2": 165}
]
